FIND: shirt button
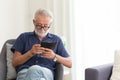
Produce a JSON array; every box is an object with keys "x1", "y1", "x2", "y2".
[
  {"x1": 37, "y1": 54, "x2": 40, "y2": 57},
  {"x1": 36, "y1": 60, "x2": 38, "y2": 63}
]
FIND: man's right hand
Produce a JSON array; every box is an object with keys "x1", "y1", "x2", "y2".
[{"x1": 30, "y1": 44, "x2": 45, "y2": 55}]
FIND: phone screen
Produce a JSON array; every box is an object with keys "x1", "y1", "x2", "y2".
[{"x1": 41, "y1": 42, "x2": 57, "y2": 49}]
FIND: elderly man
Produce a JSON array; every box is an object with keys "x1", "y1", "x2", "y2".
[{"x1": 11, "y1": 8, "x2": 72, "y2": 80}]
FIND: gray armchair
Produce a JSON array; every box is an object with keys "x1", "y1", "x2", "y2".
[
  {"x1": 0, "y1": 39, "x2": 63, "y2": 80},
  {"x1": 85, "y1": 63, "x2": 113, "y2": 80}
]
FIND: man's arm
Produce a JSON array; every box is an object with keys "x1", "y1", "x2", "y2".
[
  {"x1": 41, "y1": 48, "x2": 72, "y2": 68},
  {"x1": 55, "y1": 55, "x2": 72, "y2": 68},
  {"x1": 12, "y1": 44, "x2": 45, "y2": 67},
  {"x1": 12, "y1": 50, "x2": 33, "y2": 67}
]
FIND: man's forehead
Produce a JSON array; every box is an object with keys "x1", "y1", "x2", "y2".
[{"x1": 35, "y1": 16, "x2": 51, "y2": 24}]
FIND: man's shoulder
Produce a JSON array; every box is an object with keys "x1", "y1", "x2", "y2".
[
  {"x1": 20, "y1": 32, "x2": 34, "y2": 36},
  {"x1": 17, "y1": 32, "x2": 35, "y2": 40},
  {"x1": 48, "y1": 33, "x2": 61, "y2": 39}
]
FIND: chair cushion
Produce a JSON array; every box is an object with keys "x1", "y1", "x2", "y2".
[
  {"x1": 6, "y1": 43, "x2": 17, "y2": 79},
  {"x1": 110, "y1": 50, "x2": 120, "y2": 80}
]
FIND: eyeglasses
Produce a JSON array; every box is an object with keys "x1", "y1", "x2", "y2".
[{"x1": 35, "y1": 24, "x2": 50, "y2": 30}]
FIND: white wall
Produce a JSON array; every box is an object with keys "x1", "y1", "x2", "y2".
[{"x1": 0, "y1": 0, "x2": 29, "y2": 50}]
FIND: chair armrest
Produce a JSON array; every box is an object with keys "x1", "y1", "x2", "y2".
[
  {"x1": 54, "y1": 62, "x2": 64, "y2": 80},
  {"x1": 85, "y1": 63, "x2": 113, "y2": 80}
]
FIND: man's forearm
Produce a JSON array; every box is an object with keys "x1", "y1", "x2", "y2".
[
  {"x1": 56, "y1": 55, "x2": 72, "y2": 68},
  {"x1": 12, "y1": 50, "x2": 34, "y2": 67}
]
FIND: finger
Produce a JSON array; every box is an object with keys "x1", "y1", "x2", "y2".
[
  {"x1": 39, "y1": 47, "x2": 45, "y2": 50},
  {"x1": 34, "y1": 44, "x2": 41, "y2": 47},
  {"x1": 41, "y1": 54, "x2": 47, "y2": 58},
  {"x1": 41, "y1": 53, "x2": 52, "y2": 59},
  {"x1": 43, "y1": 51, "x2": 50, "y2": 54},
  {"x1": 44, "y1": 48, "x2": 51, "y2": 52},
  {"x1": 44, "y1": 48, "x2": 50, "y2": 50},
  {"x1": 34, "y1": 46, "x2": 45, "y2": 51}
]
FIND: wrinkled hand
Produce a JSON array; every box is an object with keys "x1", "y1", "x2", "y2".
[
  {"x1": 41, "y1": 48, "x2": 55, "y2": 60},
  {"x1": 30, "y1": 44, "x2": 45, "y2": 55}
]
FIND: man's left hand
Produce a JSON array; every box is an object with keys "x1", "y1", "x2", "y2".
[{"x1": 41, "y1": 48, "x2": 55, "y2": 60}]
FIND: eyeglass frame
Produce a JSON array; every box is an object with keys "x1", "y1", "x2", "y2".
[{"x1": 35, "y1": 23, "x2": 50, "y2": 30}]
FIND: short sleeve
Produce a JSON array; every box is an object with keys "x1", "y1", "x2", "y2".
[
  {"x1": 57, "y1": 37, "x2": 70, "y2": 57},
  {"x1": 11, "y1": 33, "x2": 25, "y2": 54}
]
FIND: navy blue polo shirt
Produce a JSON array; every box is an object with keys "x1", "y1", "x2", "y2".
[{"x1": 11, "y1": 31, "x2": 69, "y2": 74}]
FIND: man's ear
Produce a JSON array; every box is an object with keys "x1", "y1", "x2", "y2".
[{"x1": 33, "y1": 19, "x2": 36, "y2": 25}]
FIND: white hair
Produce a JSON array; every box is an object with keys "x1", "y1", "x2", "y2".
[{"x1": 34, "y1": 8, "x2": 53, "y2": 23}]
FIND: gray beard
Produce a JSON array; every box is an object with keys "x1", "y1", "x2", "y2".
[{"x1": 35, "y1": 30, "x2": 49, "y2": 37}]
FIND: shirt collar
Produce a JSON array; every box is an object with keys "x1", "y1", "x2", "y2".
[
  {"x1": 47, "y1": 33, "x2": 53, "y2": 38},
  {"x1": 30, "y1": 31, "x2": 53, "y2": 38}
]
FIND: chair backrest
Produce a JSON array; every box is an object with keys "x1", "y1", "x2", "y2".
[
  {"x1": 0, "y1": 39, "x2": 16, "y2": 80},
  {"x1": 0, "y1": 39, "x2": 63, "y2": 80}
]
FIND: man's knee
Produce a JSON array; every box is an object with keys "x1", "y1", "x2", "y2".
[
  {"x1": 28, "y1": 65, "x2": 43, "y2": 73},
  {"x1": 29, "y1": 65, "x2": 41, "y2": 70},
  {"x1": 25, "y1": 65, "x2": 53, "y2": 80}
]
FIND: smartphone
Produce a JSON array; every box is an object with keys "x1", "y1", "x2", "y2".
[{"x1": 41, "y1": 42, "x2": 57, "y2": 49}]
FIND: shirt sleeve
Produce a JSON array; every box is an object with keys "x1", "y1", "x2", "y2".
[
  {"x1": 11, "y1": 33, "x2": 25, "y2": 54},
  {"x1": 56, "y1": 37, "x2": 70, "y2": 57}
]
